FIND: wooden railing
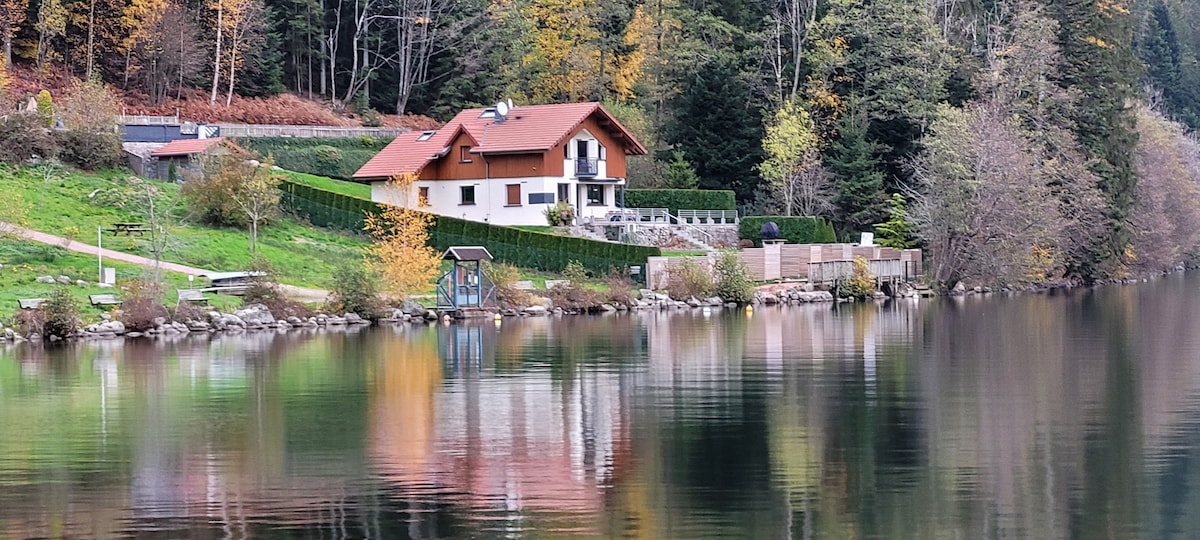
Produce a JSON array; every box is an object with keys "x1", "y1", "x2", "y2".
[{"x1": 807, "y1": 260, "x2": 905, "y2": 283}]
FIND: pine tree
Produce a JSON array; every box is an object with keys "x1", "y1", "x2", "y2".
[{"x1": 828, "y1": 112, "x2": 885, "y2": 236}]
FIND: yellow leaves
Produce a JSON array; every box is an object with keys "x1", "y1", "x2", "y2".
[
  {"x1": 364, "y1": 173, "x2": 441, "y2": 299},
  {"x1": 609, "y1": 4, "x2": 652, "y2": 101},
  {"x1": 1095, "y1": 0, "x2": 1130, "y2": 16},
  {"x1": 1083, "y1": 35, "x2": 1112, "y2": 48},
  {"x1": 1023, "y1": 244, "x2": 1057, "y2": 282}
]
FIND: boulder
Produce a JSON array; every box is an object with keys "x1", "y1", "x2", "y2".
[
  {"x1": 760, "y1": 293, "x2": 780, "y2": 305},
  {"x1": 76, "y1": 280, "x2": 89, "y2": 287},
  {"x1": 235, "y1": 304, "x2": 276, "y2": 325},
  {"x1": 35, "y1": 275, "x2": 55, "y2": 284},
  {"x1": 286, "y1": 316, "x2": 303, "y2": 325},
  {"x1": 99, "y1": 320, "x2": 126, "y2": 334},
  {"x1": 686, "y1": 297, "x2": 702, "y2": 308},
  {"x1": 552, "y1": 307, "x2": 564, "y2": 315},
  {"x1": 951, "y1": 282, "x2": 967, "y2": 295},
  {"x1": 96, "y1": 283, "x2": 113, "y2": 288},
  {"x1": 524, "y1": 305, "x2": 548, "y2": 315},
  {"x1": 399, "y1": 299, "x2": 427, "y2": 317},
  {"x1": 424, "y1": 310, "x2": 438, "y2": 321},
  {"x1": 639, "y1": 289, "x2": 656, "y2": 301},
  {"x1": 153, "y1": 316, "x2": 168, "y2": 327},
  {"x1": 599, "y1": 303, "x2": 618, "y2": 312},
  {"x1": 704, "y1": 296, "x2": 724, "y2": 306},
  {"x1": 56, "y1": 275, "x2": 71, "y2": 285},
  {"x1": 796, "y1": 291, "x2": 834, "y2": 302}
]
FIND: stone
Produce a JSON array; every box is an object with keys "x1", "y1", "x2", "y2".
[
  {"x1": 76, "y1": 280, "x2": 88, "y2": 287},
  {"x1": 424, "y1": 310, "x2": 438, "y2": 321},
  {"x1": 796, "y1": 291, "x2": 834, "y2": 302},
  {"x1": 327, "y1": 316, "x2": 346, "y2": 325},
  {"x1": 235, "y1": 304, "x2": 276, "y2": 325},
  {"x1": 725, "y1": 302, "x2": 738, "y2": 308},
  {"x1": 552, "y1": 307, "x2": 564, "y2": 315},
  {"x1": 760, "y1": 293, "x2": 779, "y2": 305},
  {"x1": 99, "y1": 320, "x2": 126, "y2": 334},
  {"x1": 126, "y1": 331, "x2": 143, "y2": 338},
  {"x1": 639, "y1": 289, "x2": 656, "y2": 301},
  {"x1": 344, "y1": 312, "x2": 368, "y2": 324},
  {"x1": 36, "y1": 275, "x2": 55, "y2": 283},
  {"x1": 524, "y1": 305, "x2": 547, "y2": 315},
  {"x1": 399, "y1": 300, "x2": 427, "y2": 318},
  {"x1": 599, "y1": 303, "x2": 617, "y2": 312},
  {"x1": 704, "y1": 296, "x2": 723, "y2": 306},
  {"x1": 56, "y1": 275, "x2": 71, "y2": 284},
  {"x1": 153, "y1": 317, "x2": 167, "y2": 327},
  {"x1": 287, "y1": 316, "x2": 303, "y2": 325},
  {"x1": 951, "y1": 282, "x2": 967, "y2": 295},
  {"x1": 96, "y1": 283, "x2": 113, "y2": 288}
]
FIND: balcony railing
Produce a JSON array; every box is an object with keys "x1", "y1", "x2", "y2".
[{"x1": 575, "y1": 158, "x2": 599, "y2": 176}]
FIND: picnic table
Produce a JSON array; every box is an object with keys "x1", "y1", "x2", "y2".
[{"x1": 107, "y1": 222, "x2": 150, "y2": 235}]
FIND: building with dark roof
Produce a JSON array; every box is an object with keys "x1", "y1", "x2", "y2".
[{"x1": 352, "y1": 102, "x2": 647, "y2": 226}]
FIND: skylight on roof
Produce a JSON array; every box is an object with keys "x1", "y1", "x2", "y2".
[
  {"x1": 417, "y1": 130, "x2": 435, "y2": 141},
  {"x1": 479, "y1": 108, "x2": 496, "y2": 118}
]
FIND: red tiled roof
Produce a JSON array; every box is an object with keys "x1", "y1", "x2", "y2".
[
  {"x1": 150, "y1": 137, "x2": 226, "y2": 157},
  {"x1": 352, "y1": 102, "x2": 647, "y2": 181}
]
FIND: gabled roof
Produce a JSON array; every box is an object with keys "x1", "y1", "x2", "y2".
[
  {"x1": 150, "y1": 137, "x2": 227, "y2": 157},
  {"x1": 442, "y1": 246, "x2": 493, "y2": 262},
  {"x1": 352, "y1": 102, "x2": 647, "y2": 181}
]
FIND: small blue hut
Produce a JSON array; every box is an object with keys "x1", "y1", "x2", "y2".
[{"x1": 436, "y1": 246, "x2": 498, "y2": 313}]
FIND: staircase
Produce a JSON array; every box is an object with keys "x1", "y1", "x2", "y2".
[
  {"x1": 567, "y1": 225, "x2": 611, "y2": 242},
  {"x1": 674, "y1": 227, "x2": 719, "y2": 254}
]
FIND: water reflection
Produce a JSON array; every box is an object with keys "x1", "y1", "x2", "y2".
[{"x1": 5, "y1": 278, "x2": 1200, "y2": 537}]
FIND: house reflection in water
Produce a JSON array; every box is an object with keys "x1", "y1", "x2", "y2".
[{"x1": 369, "y1": 319, "x2": 633, "y2": 532}]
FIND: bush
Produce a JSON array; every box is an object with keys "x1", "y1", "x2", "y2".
[
  {"x1": 118, "y1": 279, "x2": 169, "y2": 332},
  {"x1": 842, "y1": 256, "x2": 877, "y2": 298},
  {"x1": 545, "y1": 285, "x2": 601, "y2": 311},
  {"x1": 713, "y1": 251, "x2": 754, "y2": 303},
  {"x1": 41, "y1": 286, "x2": 80, "y2": 338},
  {"x1": 182, "y1": 152, "x2": 260, "y2": 227},
  {"x1": 313, "y1": 145, "x2": 342, "y2": 166},
  {"x1": 623, "y1": 189, "x2": 736, "y2": 215},
  {"x1": 327, "y1": 261, "x2": 385, "y2": 319},
  {"x1": 35, "y1": 90, "x2": 53, "y2": 127},
  {"x1": 171, "y1": 302, "x2": 210, "y2": 323},
  {"x1": 55, "y1": 130, "x2": 124, "y2": 170},
  {"x1": 544, "y1": 201, "x2": 575, "y2": 226},
  {"x1": 484, "y1": 260, "x2": 531, "y2": 307},
  {"x1": 604, "y1": 267, "x2": 637, "y2": 306},
  {"x1": 243, "y1": 261, "x2": 314, "y2": 319},
  {"x1": 0, "y1": 113, "x2": 58, "y2": 163},
  {"x1": 562, "y1": 259, "x2": 589, "y2": 284},
  {"x1": 668, "y1": 258, "x2": 713, "y2": 299},
  {"x1": 360, "y1": 108, "x2": 383, "y2": 127},
  {"x1": 739, "y1": 216, "x2": 837, "y2": 245}
]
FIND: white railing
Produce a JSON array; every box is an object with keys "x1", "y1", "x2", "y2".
[
  {"x1": 807, "y1": 260, "x2": 905, "y2": 283},
  {"x1": 119, "y1": 114, "x2": 180, "y2": 125},
  {"x1": 605, "y1": 208, "x2": 671, "y2": 222},
  {"x1": 676, "y1": 209, "x2": 739, "y2": 224},
  {"x1": 216, "y1": 124, "x2": 407, "y2": 138}
]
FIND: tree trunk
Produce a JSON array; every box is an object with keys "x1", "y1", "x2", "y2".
[
  {"x1": 85, "y1": 0, "x2": 95, "y2": 80},
  {"x1": 210, "y1": 0, "x2": 223, "y2": 105},
  {"x1": 226, "y1": 43, "x2": 236, "y2": 106}
]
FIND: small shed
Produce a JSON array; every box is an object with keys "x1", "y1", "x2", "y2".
[
  {"x1": 146, "y1": 137, "x2": 244, "y2": 181},
  {"x1": 436, "y1": 246, "x2": 497, "y2": 312}
]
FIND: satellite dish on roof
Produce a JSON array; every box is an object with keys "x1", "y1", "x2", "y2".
[
  {"x1": 507, "y1": 98, "x2": 514, "y2": 110},
  {"x1": 495, "y1": 100, "x2": 510, "y2": 118}
]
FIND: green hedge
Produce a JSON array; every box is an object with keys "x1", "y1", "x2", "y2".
[
  {"x1": 280, "y1": 180, "x2": 661, "y2": 274},
  {"x1": 239, "y1": 136, "x2": 393, "y2": 181},
  {"x1": 623, "y1": 189, "x2": 736, "y2": 215},
  {"x1": 739, "y1": 216, "x2": 837, "y2": 246}
]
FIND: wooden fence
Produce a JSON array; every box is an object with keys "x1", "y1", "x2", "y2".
[{"x1": 646, "y1": 243, "x2": 923, "y2": 288}]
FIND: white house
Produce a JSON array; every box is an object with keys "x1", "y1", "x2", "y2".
[{"x1": 352, "y1": 102, "x2": 647, "y2": 226}]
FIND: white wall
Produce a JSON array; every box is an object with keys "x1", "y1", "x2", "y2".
[{"x1": 373, "y1": 177, "x2": 570, "y2": 227}]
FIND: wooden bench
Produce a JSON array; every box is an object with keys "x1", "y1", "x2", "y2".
[
  {"x1": 106, "y1": 222, "x2": 149, "y2": 235},
  {"x1": 18, "y1": 298, "x2": 46, "y2": 310},
  {"x1": 512, "y1": 280, "x2": 536, "y2": 290},
  {"x1": 545, "y1": 279, "x2": 572, "y2": 289},
  {"x1": 89, "y1": 294, "x2": 122, "y2": 306},
  {"x1": 177, "y1": 289, "x2": 209, "y2": 305}
]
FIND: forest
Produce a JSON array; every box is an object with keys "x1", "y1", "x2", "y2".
[{"x1": 1, "y1": 0, "x2": 1199, "y2": 286}]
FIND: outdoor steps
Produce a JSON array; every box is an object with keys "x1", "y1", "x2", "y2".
[
  {"x1": 567, "y1": 226, "x2": 610, "y2": 243},
  {"x1": 674, "y1": 228, "x2": 719, "y2": 254}
]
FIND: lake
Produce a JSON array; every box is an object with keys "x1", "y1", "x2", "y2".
[{"x1": 3, "y1": 275, "x2": 1200, "y2": 538}]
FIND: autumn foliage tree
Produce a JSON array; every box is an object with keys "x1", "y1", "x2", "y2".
[{"x1": 364, "y1": 173, "x2": 441, "y2": 299}]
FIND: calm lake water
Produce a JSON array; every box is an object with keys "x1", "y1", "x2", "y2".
[{"x1": 5, "y1": 275, "x2": 1200, "y2": 539}]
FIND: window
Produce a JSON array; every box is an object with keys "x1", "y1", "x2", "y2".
[
  {"x1": 558, "y1": 183, "x2": 570, "y2": 203},
  {"x1": 460, "y1": 185, "x2": 476, "y2": 205},
  {"x1": 586, "y1": 185, "x2": 605, "y2": 205},
  {"x1": 576, "y1": 140, "x2": 589, "y2": 159},
  {"x1": 599, "y1": 145, "x2": 607, "y2": 160},
  {"x1": 506, "y1": 184, "x2": 521, "y2": 206},
  {"x1": 418, "y1": 186, "x2": 429, "y2": 207},
  {"x1": 528, "y1": 192, "x2": 554, "y2": 204},
  {"x1": 459, "y1": 145, "x2": 472, "y2": 162},
  {"x1": 479, "y1": 108, "x2": 496, "y2": 118},
  {"x1": 417, "y1": 130, "x2": 435, "y2": 141}
]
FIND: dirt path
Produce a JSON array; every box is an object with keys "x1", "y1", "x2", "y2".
[{"x1": 7, "y1": 223, "x2": 330, "y2": 303}]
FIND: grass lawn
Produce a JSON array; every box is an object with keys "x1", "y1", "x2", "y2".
[
  {"x1": 6, "y1": 167, "x2": 369, "y2": 289},
  {"x1": 662, "y1": 250, "x2": 708, "y2": 257},
  {"x1": 0, "y1": 240, "x2": 205, "y2": 319},
  {"x1": 279, "y1": 170, "x2": 372, "y2": 199}
]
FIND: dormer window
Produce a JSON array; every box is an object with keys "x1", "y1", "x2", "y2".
[
  {"x1": 479, "y1": 108, "x2": 496, "y2": 118},
  {"x1": 417, "y1": 130, "x2": 435, "y2": 141}
]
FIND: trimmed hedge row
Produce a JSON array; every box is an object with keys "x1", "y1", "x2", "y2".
[
  {"x1": 739, "y1": 216, "x2": 837, "y2": 246},
  {"x1": 623, "y1": 189, "x2": 736, "y2": 215},
  {"x1": 280, "y1": 180, "x2": 661, "y2": 274},
  {"x1": 239, "y1": 136, "x2": 392, "y2": 180}
]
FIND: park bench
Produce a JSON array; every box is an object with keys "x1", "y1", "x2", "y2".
[
  {"x1": 544, "y1": 279, "x2": 571, "y2": 289},
  {"x1": 177, "y1": 289, "x2": 209, "y2": 305},
  {"x1": 512, "y1": 280, "x2": 536, "y2": 290},
  {"x1": 105, "y1": 222, "x2": 150, "y2": 235},
  {"x1": 17, "y1": 298, "x2": 45, "y2": 310},
  {"x1": 89, "y1": 294, "x2": 122, "y2": 306}
]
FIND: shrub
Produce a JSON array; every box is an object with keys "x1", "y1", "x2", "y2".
[
  {"x1": 238, "y1": 137, "x2": 392, "y2": 180},
  {"x1": 171, "y1": 302, "x2": 210, "y2": 323},
  {"x1": 484, "y1": 260, "x2": 530, "y2": 307},
  {"x1": 360, "y1": 108, "x2": 383, "y2": 127},
  {"x1": 739, "y1": 216, "x2": 837, "y2": 245},
  {"x1": 0, "y1": 112, "x2": 58, "y2": 163},
  {"x1": 313, "y1": 144, "x2": 342, "y2": 166},
  {"x1": 544, "y1": 201, "x2": 575, "y2": 226},
  {"x1": 842, "y1": 256, "x2": 877, "y2": 299},
  {"x1": 59, "y1": 79, "x2": 120, "y2": 133},
  {"x1": 13, "y1": 308, "x2": 44, "y2": 336},
  {"x1": 712, "y1": 251, "x2": 754, "y2": 303},
  {"x1": 56, "y1": 130, "x2": 125, "y2": 170},
  {"x1": 183, "y1": 152, "x2": 261, "y2": 227},
  {"x1": 42, "y1": 286, "x2": 81, "y2": 338},
  {"x1": 604, "y1": 267, "x2": 637, "y2": 306},
  {"x1": 623, "y1": 189, "x2": 736, "y2": 215},
  {"x1": 668, "y1": 258, "x2": 713, "y2": 299},
  {"x1": 562, "y1": 259, "x2": 589, "y2": 284},
  {"x1": 328, "y1": 260, "x2": 386, "y2": 319},
  {"x1": 545, "y1": 285, "x2": 601, "y2": 311},
  {"x1": 243, "y1": 261, "x2": 314, "y2": 319},
  {"x1": 118, "y1": 279, "x2": 169, "y2": 332},
  {"x1": 35, "y1": 90, "x2": 53, "y2": 127}
]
